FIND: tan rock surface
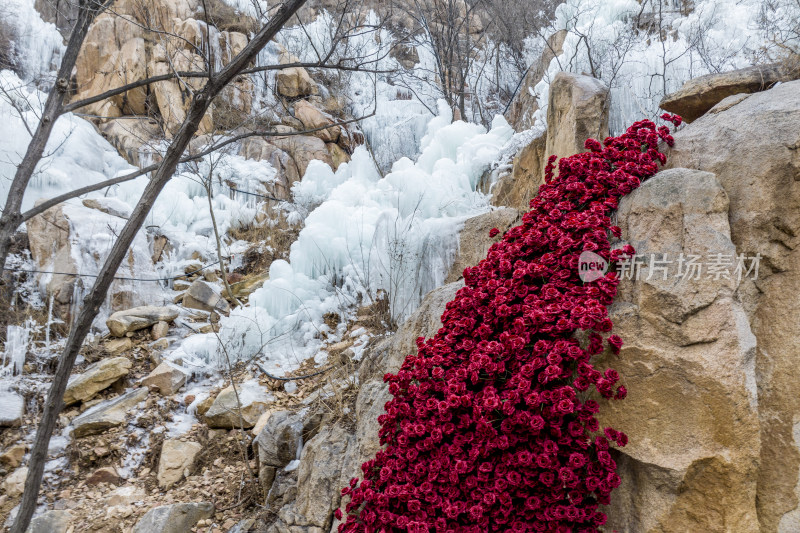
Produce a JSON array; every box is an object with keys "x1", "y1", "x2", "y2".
[
  {"x1": 294, "y1": 100, "x2": 340, "y2": 142},
  {"x1": 445, "y1": 208, "x2": 520, "y2": 283},
  {"x1": 64, "y1": 357, "x2": 132, "y2": 406},
  {"x1": 157, "y1": 440, "x2": 201, "y2": 488},
  {"x1": 664, "y1": 79, "x2": 800, "y2": 532}
]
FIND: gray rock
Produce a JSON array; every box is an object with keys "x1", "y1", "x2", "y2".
[
  {"x1": 71, "y1": 388, "x2": 148, "y2": 438},
  {"x1": 27, "y1": 509, "x2": 72, "y2": 533},
  {"x1": 132, "y1": 502, "x2": 214, "y2": 533},
  {"x1": 0, "y1": 390, "x2": 24, "y2": 427},
  {"x1": 183, "y1": 280, "x2": 231, "y2": 315},
  {"x1": 255, "y1": 410, "x2": 308, "y2": 468},
  {"x1": 106, "y1": 306, "x2": 179, "y2": 337}
]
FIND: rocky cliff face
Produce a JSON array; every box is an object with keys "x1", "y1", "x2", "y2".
[{"x1": 278, "y1": 77, "x2": 800, "y2": 533}]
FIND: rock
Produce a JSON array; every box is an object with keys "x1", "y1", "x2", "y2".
[
  {"x1": 106, "y1": 484, "x2": 146, "y2": 507},
  {"x1": 659, "y1": 62, "x2": 800, "y2": 123},
  {"x1": 505, "y1": 29, "x2": 567, "y2": 131},
  {"x1": 182, "y1": 280, "x2": 231, "y2": 315},
  {"x1": 151, "y1": 321, "x2": 170, "y2": 340},
  {"x1": 277, "y1": 67, "x2": 318, "y2": 98},
  {"x1": 0, "y1": 445, "x2": 25, "y2": 469},
  {"x1": 255, "y1": 410, "x2": 321, "y2": 468},
  {"x1": 157, "y1": 439, "x2": 201, "y2": 488},
  {"x1": 26, "y1": 204, "x2": 78, "y2": 311},
  {"x1": 326, "y1": 142, "x2": 350, "y2": 170},
  {"x1": 105, "y1": 337, "x2": 132, "y2": 355},
  {"x1": 2, "y1": 466, "x2": 28, "y2": 498},
  {"x1": 132, "y1": 502, "x2": 215, "y2": 533},
  {"x1": 294, "y1": 100, "x2": 340, "y2": 142},
  {"x1": 290, "y1": 425, "x2": 353, "y2": 531},
  {"x1": 251, "y1": 409, "x2": 275, "y2": 437},
  {"x1": 445, "y1": 208, "x2": 520, "y2": 283},
  {"x1": 230, "y1": 272, "x2": 269, "y2": 300},
  {"x1": 81, "y1": 198, "x2": 131, "y2": 219},
  {"x1": 663, "y1": 79, "x2": 800, "y2": 532},
  {"x1": 545, "y1": 72, "x2": 609, "y2": 169},
  {"x1": 141, "y1": 362, "x2": 188, "y2": 395},
  {"x1": 204, "y1": 380, "x2": 273, "y2": 429},
  {"x1": 597, "y1": 168, "x2": 760, "y2": 533},
  {"x1": 0, "y1": 391, "x2": 24, "y2": 427},
  {"x1": 99, "y1": 119, "x2": 161, "y2": 167},
  {"x1": 71, "y1": 387, "x2": 148, "y2": 438},
  {"x1": 490, "y1": 133, "x2": 547, "y2": 210},
  {"x1": 63, "y1": 357, "x2": 132, "y2": 406},
  {"x1": 26, "y1": 509, "x2": 72, "y2": 533},
  {"x1": 86, "y1": 466, "x2": 123, "y2": 486},
  {"x1": 269, "y1": 135, "x2": 334, "y2": 177},
  {"x1": 106, "y1": 306, "x2": 179, "y2": 337}
]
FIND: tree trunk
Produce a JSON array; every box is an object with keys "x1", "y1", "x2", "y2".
[
  {"x1": 9, "y1": 1, "x2": 307, "y2": 530},
  {"x1": 0, "y1": 0, "x2": 103, "y2": 280}
]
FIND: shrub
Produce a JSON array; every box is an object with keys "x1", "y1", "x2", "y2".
[{"x1": 336, "y1": 115, "x2": 681, "y2": 532}]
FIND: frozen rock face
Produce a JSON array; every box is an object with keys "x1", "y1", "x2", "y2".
[
  {"x1": 0, "y1": 390, "x2": 24, "y2": 427},
  {"x1": 596, "y1": 168, "x2": 760, "y2": 532},
  {"x1": 664, "y1": 79, "x2": 800, "y2": 533},
  {"x1": 545, "y1": 71, "x2": 609, "y2": 170},
  {"x1": 659, "y1": 63, "x2": 800, "y2": 123}
]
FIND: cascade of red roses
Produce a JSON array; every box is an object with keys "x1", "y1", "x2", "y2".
[{"x1": 337, "y1": 115, "x2": 682, "y2": 532}]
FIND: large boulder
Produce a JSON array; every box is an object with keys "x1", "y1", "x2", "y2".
[
  {"x1": 545, "y1": 72, "x2": 609, "y2": 168},
  {"x1": 663, "y1": 79, "x2": 800, "y2": 532},
  {"x1": 2, "y1": 466, "x2": 28, "y2": 498},
  {"x1": 445, "y1": 208, "x2": 520, "y2": 283},
  {"x1": 63, "y1": 357, "x2": 132, "y2": 406},
  {"x1": 659, "y1": 62, "x2": 800, "y2": 123},
  {"x1": 157, "y1": 439, "x2": 201, "y2": 488},
  {"x1": 71, "y1": 387, "x2": 148, "y2": 438},
  {"x1": 106, "y1": 306, "x2": 179, "y2": 337},
  {"x1": 596, "y1": 168, "x2": 760, "y2": 532},
  {"x1": 26, "y1": 204, "x2": 78, "y2": 311},
  {"x1": 132, "y1": 502, "x2": 214, "y2": 533},
  {"x1": 269, "y1": 135, "x2": 334, "y2": 177}
]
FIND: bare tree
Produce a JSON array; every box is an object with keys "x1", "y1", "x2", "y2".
[{"x1": 9, "y1": 2, "x2": 311, "y2": 530}]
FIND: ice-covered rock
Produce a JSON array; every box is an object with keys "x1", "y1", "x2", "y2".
[
  {"x1": 63, "y1": 356, "x2": 132, "y2": 406},
  {"x1": 203, "y1": 380, "x2": 273, "y2": 429},
  {"x1": 0, "y1": 390, "x2": 24, "y2": 427},
  {"x1": 106, "y1": 306, "x2": 179, "y2": 337},
  {"x1": 71, "y1": 387, "x2": 148, "y2": 438},
  {"x1": 157, "y1": 440, "x2": 201, "y2": 488},
  {"x1": 131, "y1": 502, "x2": 214, "y2": 533}
]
